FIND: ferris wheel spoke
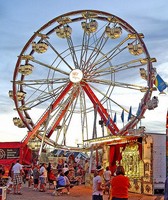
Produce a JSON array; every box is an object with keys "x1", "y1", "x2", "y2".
[
  {"x1": 86, "y1": 36, "x2": 130, "y2": 73},
  {"x1": 83, "y1": 31, "x2": 109, "y2": 71},
  {"x1": 44, "y1": 39, "x2": 74, "y2": 71},
  {"x1": 18, "y1": 83, "x2": 69, "y2": 110},
  {"x1": 59, "y1": 96, "x2": 79, "y2": 145},
  {"x1": 88, "y1": 78, "x2": 149, "y2": 92},
  {"x1": 80, "y1": 91, "x2": 89, "y2": 142},
  {"x1": 14, "y1": 78, "x2": 69, "y2": 99},
  {"x1": 15, "y1": 78, "x2": 69, "y2": 85},
  {"x1": 79, "y1": 31, "x2": 91, "y2": 70},
  {"x1": 32, "y1": 59, "x2": 69, "y2": 76},
  {"x1": 91, "y1": 58, "x2": 148, "y2": 78},
  {"x1": 79, "y1": 18, "x2": 109, "y2": 71},
  {"x1": 66, "y1": 37, "x2": 80, "y2": 69}
]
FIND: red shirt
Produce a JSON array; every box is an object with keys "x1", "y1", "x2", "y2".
[{"x1": 111, "y1": 175, "x2": 130, "y2": 198}]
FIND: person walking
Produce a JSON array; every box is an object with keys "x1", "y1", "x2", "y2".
[
  {"x1": 6, "y1": 163, "x2": 14, "y2": 194},
  {"x1": 39, "y1": 163, "x2": 47, "y2": 192},
  {"x1": 110, "y1": 165, "x2": 130, "y2": 200},
  {"x1": 27, "y1": 165, "x2": 33, "y2": 188},
  {"x1": 32, "y1": 164, "x2": 40, "y2": 191},
  {"x1": 92, "y1": 165, "x2": 105, "y2": 200},
  {"x1": 12, "y1": 160, "x2": 23, "y2": 195},
  {"x1": 83, "y1": 160, "x2": 89, "y2": 184}
]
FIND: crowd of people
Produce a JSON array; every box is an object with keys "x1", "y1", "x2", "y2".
[
  {"x1": 0, "y1": 156, "x2": 89, "y2": 196},
  {"x1": 2, "y1": 159, "x2": 168, "y2": 200}
]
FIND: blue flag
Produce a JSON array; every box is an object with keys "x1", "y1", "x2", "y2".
[
  {"x1": 127, "y1": 106, "x2": 132, "y2": 121},
  {"x1": 136, "y1": 103, "x2": 141, "y2": 116},
  {"x1": 121, "y1": 110, "x2": 124, "y2": 123},
  {"x1": 113, "y1": 112, "x2": 116, "y2": 123},
  {"x1": 106, "y1": 115, "x2": 110, "y2": 126}
]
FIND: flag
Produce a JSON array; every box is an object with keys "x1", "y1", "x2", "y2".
[
  {"x1": 127, "y1": 106, "x2": 132, "y2": 121},
  {"x1": 106, "y1": 115, "x2": 110, "y2": 126},
  {"x1": 113, "y1": 112, "x2": 116, "y2": 123},
  {"x1": 136, "y1": 103, "x2": 141, "y2": 117},
  {"x1": 154, "y1": 74, "x2": 167, "y2": 92},
  {"x1": 121, "y1": 109, "x2": 124, "y2": 123}
]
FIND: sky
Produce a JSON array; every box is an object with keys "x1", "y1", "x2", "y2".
[{"x1": 0, "y1": 0, "x2": 168, "y2": 144}]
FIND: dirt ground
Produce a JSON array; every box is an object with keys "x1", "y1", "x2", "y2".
[{"x1": 5, "y1": 183, "x2": 164, "y2": 200}]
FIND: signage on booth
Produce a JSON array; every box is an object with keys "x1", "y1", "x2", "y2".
[{"x1": 0, "y1": 148, "x2": 20, "y2": 159}]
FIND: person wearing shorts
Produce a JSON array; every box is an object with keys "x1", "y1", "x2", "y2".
[
  {"x1": 33, "y1": 164, "x2": 40, "y2": 190},
  {"x1": 12, "y1": 160, "x2": 23, "y2": 195},
  {"x1": 39, "y1": 163, "x2": 47, "y2": 192}
]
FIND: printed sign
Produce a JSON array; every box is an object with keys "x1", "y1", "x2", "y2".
[{"x1": 0, "y1": 148, "x2": 20, "y2": 159}]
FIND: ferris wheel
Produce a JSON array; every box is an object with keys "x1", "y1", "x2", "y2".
[{"x1": 9, "y1": 10, "x2": 158, "y2": 149}]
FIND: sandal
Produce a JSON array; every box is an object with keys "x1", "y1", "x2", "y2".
[{"x1": 17, "y1": 192, "x2": 22, "y2": 195}]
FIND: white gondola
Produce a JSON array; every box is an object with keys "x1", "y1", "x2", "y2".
[
  {"x1": 20, "y1": 55, "x2": 34, "y2": 60},
  {"x1": 8, "y1": 90, "x2": 26, "y2": 100},
  {"x1": 128, "y1": 43, "x2": 143, "y2": 55},
  {"x1": 139, "y1": 68, "x2": 147, "y2": 80},
  {"x1": 56, "y1": 25, "x2": 72, "y2": 38},
  {"x1": 147, "y1": 96, "x2": 159, "y2": 110},
  {"x1": 16, "y1": 91, "x2": 26, "y2": 101},
  {"x1": 105, "y1": 26, "x2": 122, "y2": 39},
  {"x1": 81, "y1": 20, "x2": 98, "y2": 34},
  {"x1": 13, "y1": 117, "x2": 25, "y2": 128},
  {"x1": 8, "y1": 90, "x2": 13, "y2": 99},
  {"x1": 151, "y1": 68, "x2": 157, "y2": 80},
  {"x1": 18, "y1": 64, "x2": 34, "y2": 75},
  {"x1": 13, "y1": 117, "x2": 31, "y2": 128},
  {"x1": 32, "y1": 42, "x2": 48, "y2": 53},
  {"x1": 57, "y1": 17, "x2": 71, "y2": 25}
]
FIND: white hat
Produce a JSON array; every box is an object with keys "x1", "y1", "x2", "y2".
[{"x1": 96, "y1": 165, "x2": 104, "y2": 171}]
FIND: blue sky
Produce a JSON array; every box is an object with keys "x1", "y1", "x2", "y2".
[{"x1": 0, "y1": 0, "x2": 168, "y2": 143}]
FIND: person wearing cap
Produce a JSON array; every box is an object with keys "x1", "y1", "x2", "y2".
[
  {"x1": 92, "y1": 165, "x2": 105, "y2": 200},
  {"x1": 110, "y1": 165, "x2": 130, "y2": 200}
]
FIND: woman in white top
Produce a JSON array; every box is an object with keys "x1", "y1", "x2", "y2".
[
  {"x1": 39, "y1": 163, "x2": 47, "y2": 192},
  {"x1": 92, "y1": 166, "x2": 105, "y2": 200}
]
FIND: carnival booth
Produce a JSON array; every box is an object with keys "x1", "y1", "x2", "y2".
[
  {"x1": 0, "y1": 142, "x2": 32, "y2": 177},
  {"x1": 86, "y1": 133, "x2": 166, "y2": 195}
]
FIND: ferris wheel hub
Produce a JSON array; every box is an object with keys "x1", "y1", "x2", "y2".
[{"x1": 69, "y1": 69, "x2": 83, "y2": 83}]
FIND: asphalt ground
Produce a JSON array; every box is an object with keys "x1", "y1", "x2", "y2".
[{"x1": 6, "y1": 184, "x2": 164, "y2": 200}]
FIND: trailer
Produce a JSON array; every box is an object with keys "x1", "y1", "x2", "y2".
[{"x1": 146, "y1": 133, "x2": 166, "y2": 194}]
